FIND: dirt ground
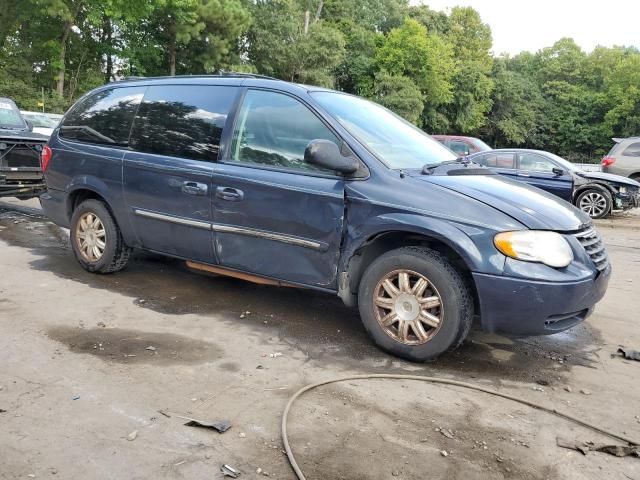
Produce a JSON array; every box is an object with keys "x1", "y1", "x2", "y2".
[{"x1": 0, "y1": 197, "x2": 639, "y2": 480}]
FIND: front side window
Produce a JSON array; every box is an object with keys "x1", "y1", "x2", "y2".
[
  {"x1": 519, "y1": 153, "x2": 556, "y2": 172},
  {"x1": 311, "y1": 91, "x2": 456, "y2": 169},
  {"x1": 129, "y1": 85, "x2": 237, "y2": 161},
  {"x1": 59, "y1": 87, "x2": 146, "y2": 145},
  {"x1": 622, "y1": 142, "x2": 640, "y2": 157},
  {"x1": 230, "y1": 89, "x2": 340, "y2": 173},
  {"x1": 476, "y1": 152, "x2": 515, "y2": 169}
]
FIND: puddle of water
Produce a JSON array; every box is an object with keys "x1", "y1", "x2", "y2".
[{"x1": 47, "y1": 326, "x2": 222, "y2": 365}]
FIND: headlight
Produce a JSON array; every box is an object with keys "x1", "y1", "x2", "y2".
[
  {"x1": 619, "y1": 186, "x2": 627, "y2": 194},
  {"x1": 494, "y1": 231, "x2": 573, "y2": 268}
]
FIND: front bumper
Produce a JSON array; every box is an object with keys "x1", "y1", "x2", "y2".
[
  {"x1": 613, "y1": 191, "x2": 639, "y2": 210},
  {"x1": 473, "y1": 265, "x2": 611, "y2": 336}
]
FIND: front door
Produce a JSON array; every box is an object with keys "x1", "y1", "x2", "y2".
[
  {"x1": 123, "y1": 84, "x2": 239, "y2": 262},
  {"x1": 212, "y1": 89, "x2": 346, "y2": 288},
  {"x1": 517, "y1": 152, "x2": 574, "y2": 201}
]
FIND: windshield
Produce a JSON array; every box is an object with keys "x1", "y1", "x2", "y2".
[
  {"x1": 311, "y1": 91, "x2": 456, "y2": 169},
  {"x1": 22, "y1": 113, "x2": 58, "y2": 128},
  {"x1": 471, "y1": 138, "x2": 492, "y2": 152},
  {"x1": 0, "y1": 100, "x2": 26, "y2": 129}
]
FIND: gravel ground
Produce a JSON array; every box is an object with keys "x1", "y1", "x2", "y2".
[{"x1": 0, "y1": 197, "x2": 639, "y2": 480}]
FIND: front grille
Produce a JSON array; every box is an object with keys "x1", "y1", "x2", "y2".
[{"x1": 574, "y1": 227, "x2": 609, "y2": 272}]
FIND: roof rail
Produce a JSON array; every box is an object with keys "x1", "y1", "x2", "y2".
[{"x1": 113, "y1": 72, "x2": 279, "y2": 83}]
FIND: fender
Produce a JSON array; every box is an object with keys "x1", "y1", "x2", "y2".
[
  {"x1": 65, "y1": 175, "x2": 137, "y2": 245},
  {"x1": 572, "y1": 181, "x2": 614, "y2": 202},
  {"x1": 339, "y1": 212, "x2": 506, "y2": 277}
]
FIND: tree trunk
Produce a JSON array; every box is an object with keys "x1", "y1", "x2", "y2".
[
  {"x1": 104, "y1": 16, "x2": 113, "y2": 83},
  {"x1": 314, "y1": 0, "x2": 324, "y2": 22},
  {"x1": 168, "y1": 20, "x2": 177, "y2": 76},
  {"x1": 303, "y1": 10, "x2": 310, "y2": 35},
  {"x1": 57, "y1": 21, "x2": 72, "y2": 96}
]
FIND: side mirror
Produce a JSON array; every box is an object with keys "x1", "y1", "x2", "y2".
[
  {"x1": 25, "y1": 119, "x2": 34, "y2": 132},
  {"x1": 552, "y1": 167, "x2": 564, "y2": 176},
  {"x1": 304, "y1": 139, "x2": 359, "y2": 175}
]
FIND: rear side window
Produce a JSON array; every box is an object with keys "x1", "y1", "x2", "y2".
[
  {"x1": 476, "y1": 152, "x2": 515, "y2": 168},
  {"x1": 622, "y1": 142, "x2": 640, "y2": 157},
  {"x1": 60, "y1": 87, "x2": 146, "y2": 145},
  {"x1": 129, "y1": 85, "x2": 237, "y2": 161}
]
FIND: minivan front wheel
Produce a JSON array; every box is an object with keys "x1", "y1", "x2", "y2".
[
  {"x1": 358, "y1": 247, "x2": 473, "y2": 361},
  {"x1": 70, "y1": 199, "x2": 131, "y2": 273}
]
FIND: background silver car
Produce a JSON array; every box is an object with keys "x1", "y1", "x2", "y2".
[{"x1": 602, "y1": 137, "x2": 640, "y2": 180}]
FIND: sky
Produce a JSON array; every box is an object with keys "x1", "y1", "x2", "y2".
[{"x1": 413, "y1": 0, "x2": 640, "y2": 55}]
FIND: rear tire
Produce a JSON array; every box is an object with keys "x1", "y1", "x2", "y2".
[
  {"x1": 357, "y1": 247, "x2": 473, "y2": 362},
  {"x1": 70, "y1": 199, "x2": 131, "y2": 273},
  {"x1": 575, "y1": 188, "x2": 612, "y2": 219}
]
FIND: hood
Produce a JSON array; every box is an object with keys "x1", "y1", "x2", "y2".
[
  {"x1": 413, "y1": 172, "x2": 590, "y2": 231},
  {"x1": 0, "y1": 129, "x2": 49, "y2": 142},
  {"x1": 576, "y1": 170, "x2": 640, "y2": 188}
]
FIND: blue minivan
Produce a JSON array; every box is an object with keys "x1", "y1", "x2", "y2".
[{"x1": 40, "y1": 75, "x2": 610, "y2": 361}]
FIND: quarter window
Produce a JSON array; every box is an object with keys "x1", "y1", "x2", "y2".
[
  {"x1": 519, "y1": 153, "x2": 556, "y2": 172},
  {"x1": 59, "y1": 87, "x2": 146, "y2": 145},
  {"x1": 129, "y1": 85, "x2": 237, "y2": 161},
  {"x1": 230, "y1": 89, "x2": 340, "y2": 173},
  {"x1": 622, "y1": 142, "x2": 640, "y2": 157}
]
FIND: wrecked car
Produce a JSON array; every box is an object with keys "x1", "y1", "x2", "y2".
[
  {"x1": 40, "y1": 75, "x2": 610, "y2": 361},
  {"x1": 0, "y1": 97, "x2": 48, "y2": 199},
  {"x1": 468, "y1": 148, "x2": 640, "y2": 219}
]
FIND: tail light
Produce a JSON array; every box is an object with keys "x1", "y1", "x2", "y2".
[
  {"x1": 41, "y1": 145, "x2": 52, "y2": 172},
  {"x1": 601, "y1": 156, "x2": 616, "y2": 167}
]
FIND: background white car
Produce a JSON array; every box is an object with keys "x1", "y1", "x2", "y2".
[{"x1": 20, "y1": 111, "x2": 61, "y2": 137}]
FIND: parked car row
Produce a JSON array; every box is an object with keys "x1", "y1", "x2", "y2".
[
  {"x1": 433, "y1": 135, "x2": 640, "y2": 219},
  {"x1": 0, "y1": 98, "x2": 48, "y2": 199},
  {"x1": 36, "y1": 74, "x2": 611, "y2": 361}
]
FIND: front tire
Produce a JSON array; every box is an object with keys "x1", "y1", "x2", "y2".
[
  {"x1": 575, "y1": 188, "x2": 611, "y2": 219},
  {"x1": 357, "y1": 247, "x2": 473, "y2": 362},
  {"x1": 70, "y1": 199, "x2": 131, "y2": 273}
]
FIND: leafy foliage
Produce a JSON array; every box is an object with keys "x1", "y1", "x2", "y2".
[{"x1": 1, "y1": 1, "x2": 640, "y2": 161}]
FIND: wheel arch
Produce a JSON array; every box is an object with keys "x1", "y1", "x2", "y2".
[
  {"x1": 65, "y1": 176, "x2": 136, "y2": 245},
  {"x1": 338, "y1": 216, "x2": 488, "y2": 310}
]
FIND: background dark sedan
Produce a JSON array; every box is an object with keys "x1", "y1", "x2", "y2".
[{"x1": 467, "y1": 149, "x2": 640, "y2": 219}]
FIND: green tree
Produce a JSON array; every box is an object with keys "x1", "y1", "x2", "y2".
[
  {"x1": 440, "y1": 7, "x2": 493, "y2": 133},
  {"x1": 375, "y1": 18, "x2": 454, "y2": 128},
  {"x1": 370, "y1": 71, "x2": 424, "y2": 124}
]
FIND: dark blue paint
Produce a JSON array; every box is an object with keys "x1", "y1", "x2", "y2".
[{"x1": 42, "y1": 76, "x2": 611, "y2": 338}]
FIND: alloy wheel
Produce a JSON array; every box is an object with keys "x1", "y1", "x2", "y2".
[
  {"x1": 579, "y1": 192, "x2": 608, "y2": 218},
  {"x1": 373, "y1": 269, "x2": 443, "y2": 345},
  {"x1": 75, "y1": 212, "x2": 106, "y2": 262}
]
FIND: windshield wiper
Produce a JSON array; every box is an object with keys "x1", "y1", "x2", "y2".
[{"x1": 422, "y1": 156, "x2": 470, "y2": 175}]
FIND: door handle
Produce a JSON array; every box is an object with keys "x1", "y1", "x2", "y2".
[
  {"x1": 182, "y1": 181, "x2": 208, "y2": 196},
  {"x1": 216, "y1": 186, "x2": 244, "y2": 201}
]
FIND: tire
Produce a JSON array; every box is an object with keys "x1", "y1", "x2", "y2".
[
  {"x1": 575, "y1": 188, "x2": 612, "y2": 219},
  {"x1": 357, "y1": 246, "x2": 473, "y2": 362},
  {"x1": 70, "y1": 199, "x2": 131, "y2": 273}
]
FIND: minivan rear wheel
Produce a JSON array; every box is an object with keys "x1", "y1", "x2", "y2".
[
  {"x1": 70, "y1": 199, "x2": 131, "y2": 273},
  {"x1": 357, "y1": 247, "x2": 473, "y2": 362}
]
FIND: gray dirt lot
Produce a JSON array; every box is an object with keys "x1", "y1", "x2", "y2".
[{"x1": 0, "y1": 198, "x2": 639, "y2": 480}]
